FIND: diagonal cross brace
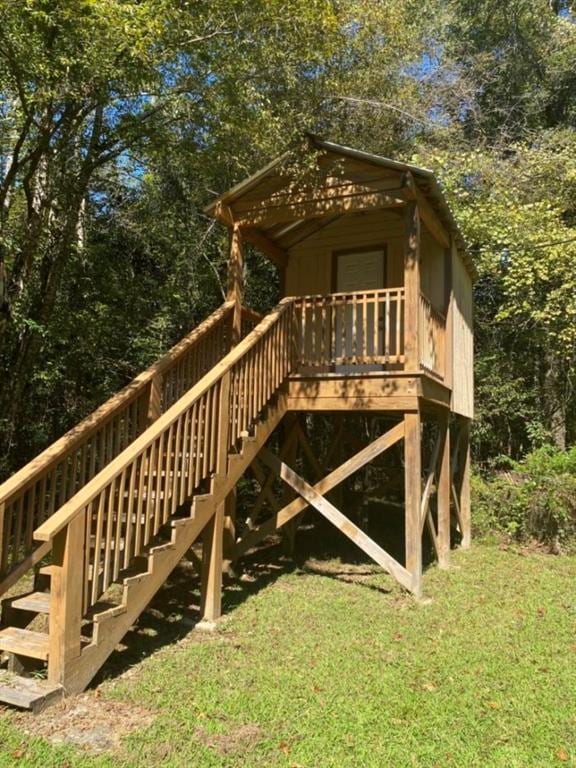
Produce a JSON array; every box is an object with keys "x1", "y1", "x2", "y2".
[
  {"x1": 235, "y1": 421, "x2": 405, "y2": 559},
  {"x1": 252, "y1": 422, "x2": 414, "y2": 593}
]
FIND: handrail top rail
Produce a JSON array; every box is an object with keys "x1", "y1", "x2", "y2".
[
  {"x1": 0, "y1": 301, "x2": 235, "y2": 506},
  {"x1": 34, "y1": 297, "x2": 293, "y2": 543},
  {"x1": 291, "y1": 287, "x2": 405, "y2": 302}
]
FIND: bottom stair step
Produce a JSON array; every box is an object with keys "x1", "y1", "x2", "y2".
[
  {"x1": 0, "y1": 672, "x2": 62, "y2": 712},
  {"x1": 0, "y1": 627, "x2": 49, "y2": 660}
]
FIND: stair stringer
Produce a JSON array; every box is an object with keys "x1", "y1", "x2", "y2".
[{"x1": 57, "y1": 392, "x2": 288, "y2": 695}]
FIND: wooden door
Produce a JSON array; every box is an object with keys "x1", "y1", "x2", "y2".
[{"x1": 335, "y1": 250, "x2": 385, "y2": 371}]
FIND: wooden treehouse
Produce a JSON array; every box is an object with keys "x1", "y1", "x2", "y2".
[{"x1": 0, "y1": 136, "x2": 474, "y2": 711}]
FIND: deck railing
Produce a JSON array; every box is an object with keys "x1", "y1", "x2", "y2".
[
  {"x1": 293, "y1": 288, "x2": 405, "y2": 369},
  {"x1": 33, "y1": 299, "x2": 295, "y2": 612},
  {"x1": 419, "y1": 293, "x2": 446, "y2": 379},
  {"x1": 0, "y1": 302, "x2": 262, "y2": 587}
]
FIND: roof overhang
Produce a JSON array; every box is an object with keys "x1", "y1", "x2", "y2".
[{"x1": 204, "y1": 135, "x2": 476, "y2": 281}]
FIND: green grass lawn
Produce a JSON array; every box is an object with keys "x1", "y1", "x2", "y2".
[{"x1": 0, "y1": 541, "x2": 574, "y2": 767}]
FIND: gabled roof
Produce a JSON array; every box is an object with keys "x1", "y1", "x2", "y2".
[{"x1": 205, "y1": 135, "x2": 475, "y2": 279}]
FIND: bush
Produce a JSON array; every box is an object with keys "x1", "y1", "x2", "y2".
[{"x1": 472, "y1": 445, "x2": 576, "y2": 550}]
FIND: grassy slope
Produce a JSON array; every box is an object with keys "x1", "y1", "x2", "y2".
[{"x1": 0, "y1": 544, "x2": 574, "y2": 767}]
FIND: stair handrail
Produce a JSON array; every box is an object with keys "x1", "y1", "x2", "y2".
[
  {"x1": 0, "y1": 301, "x2": 234, "y2": 507},
  {"x1": 0, "y1": 301, "x2": 247, "y2": 587},
  {"x1": 34, "y1": 297, "x2": 295, "y2": 547}
]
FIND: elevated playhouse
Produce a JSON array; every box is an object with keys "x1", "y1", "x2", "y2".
[{"x1": 0, "y1": 136, "x2": 473, "y2": 710}]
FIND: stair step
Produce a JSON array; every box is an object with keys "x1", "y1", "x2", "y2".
[
  {"x1": 0, "y1": 673, "x2": 62, "y2": 713},
  {"x1": 0, "y1": 627, "x2": 49, "y2": 660},
  {"x1": 10, "y1": 592, "x2": 50, "y2": 614}
]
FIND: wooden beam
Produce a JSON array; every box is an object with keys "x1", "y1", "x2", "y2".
[
  {"x1": 235, "y1": 422, "x2": 405, "y2": 558},
  {"x1": 200, "y1": 502, "x2": 224, "y2": 622},
  {"x1": 237, "y1": 190, "x2": 406, "y2": 228},
  {"x1": 240, "y1": 227, "x2": 288, "y2": 269},
  {"x1": 403, "y1": 201, "x2": 420, "y2": 372},
  {"x1": 414, "y1": 189, "x2": 450, "y2": 249},
  {"x1": 48, "y1": 510, "x2": 85, "y2": 686},
  {"x1": 227, "y1": 225, "x2": 244, "y2": 345},
  {"x1": 456, "y1": 418, "x2": 471, "y2": 548},
  {"x1": 437, "y1": 414, "x2": 450, "y2": 567},
  {"x1": 404, "y1": 412, "x2": 422, "y2": 596},
  {"x1": 261, "y1": 448, "x2": 413, "y2": 593},
  {"x1": 233, "y1": 177, "x2": 411, "y2": 216}
]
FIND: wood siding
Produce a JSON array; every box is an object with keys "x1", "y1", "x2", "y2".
[
  {"x1": 284, "y1": 210, "x2": 405, "y2": 296},
  {"x1": 451, "y1": 243, "x2": 474, "y2": 418}
]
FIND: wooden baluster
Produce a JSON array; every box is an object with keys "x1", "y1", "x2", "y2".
[
  {"x1": 352, "y1": 293, "x2": 357, "y2": 363},
  {"x1": 48, "y1": 508, "x2": 86, "y2": 686},
  {"x1": 102, "y1": 480, "x2": 116, "y2": 594},
  {"x1": 187, "y1": 402, "x2": 198, "y2": 498},
  {"x1": 143, "y1": 441, "x2": 157, "y2": 546},
  {"x1": 24, "y1": 485, "x2": 36, "y2": 551},
  {"x1": 134, "y1": 449, "x2": 146, "y2": 556},
  {"x1": 194, "y1": 396, "x2": 205, "y2": 490},
  {"x1": 396, "y1": 290, "x2": 402, "y2": 360},
  {"x1": 179, "y1": 408, "x2": 191, "y2": 505},
  {"x1": 385, "y1": 291, "x2": 391, "y2": 360},
  {"x1": 13, "y1": 495, "x2": 24, "y2": 569},
  {"x1": 90, "y1": 492, "x2": 105, "y2": 605},
  {"x1": 0, "y1": 501, "x2": 6, "y2": 574},
  {"x1": 113, "y1": 469, "x2": 127, "y2": 581},
  {"x1": 154, "y1": 430, "x2": 166, "y2": 534},
  {"x1": 124, "y1": 460, "x2": 138, "y2": 569}
]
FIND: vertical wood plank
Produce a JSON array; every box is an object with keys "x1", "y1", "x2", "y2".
[
  {"x1": 49, "y1": 509, "x2": 85, "y2": 686},
  {"x1": 200, "y1": 501, "x2": 224, "y2": 623},
  {"x1": 437, "y1": 414, "x2": 450, "y2": 568},
  {"x1": 459, "y1": 419, "x2": 472, "y2": 548},
  {"x1": 404, "y1": 411, "x2": 422, "y2": 596},
  {"x1": 404, "y1": 201, "x2": 421, "y2": 371}
]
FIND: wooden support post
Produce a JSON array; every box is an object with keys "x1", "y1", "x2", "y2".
[
  {"x1": 228, "y1": 224, "x2": 244, "y2": 346},
  {"x1": 403, "y1": 201, "x2": 421, "y2": 372},
  {"x1": 222, "y1": 487, "x2": 237, "y2": 565},
  {"x1": 145, "y1": 374, "x2": 163, "y2": 426},
  {"x1": 459, "y1": 418, "x2": 471, "y2": 549},
  {"x1": 281, "y1": 413, "x2": 299, "y2": 555},
  {"x1": 199, "y1": 370, "x2": 231, "y2": 621},
  {"x1": 404, "y1": 411, "x2": 422, "y2": 596},
  {"x1": 437, "y1": 414, "x2": 450, "y2": 568},
  {"x1": 200, "y1": 500, "x2": 225, "y2": 623},
  {"x1": 48, "y1": 510, "x2": 85, "y2": 687}
]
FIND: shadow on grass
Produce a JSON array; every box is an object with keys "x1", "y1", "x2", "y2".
[{"x1": 91, "y1": 499, "x2": 441, "y2": 688}]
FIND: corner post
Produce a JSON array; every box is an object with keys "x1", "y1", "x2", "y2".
[
  {"x1": 228, "y1": 223, "x2": 244, "y2": 346},
  {"x1": 200, "y1": 371, "x2": 231, "y2": 623},
  {"x1": 437, "y1": 413, "x2": 450, "y2": 568},
  {"x1": 403, "y1": 201, "x2": 421, "y2": 373},
  {"x1": 48, "y1": 510, "x2": 85, "y2": 687},
  {"x1": 223, "y1": 226, "x2": 244, "y2": 570},
  {"x1": 459, "y1": 418, "x2": 472, "y2": 548},
  {"x1": 404, "y1": 411, "x2": 422, "y2": 596}
]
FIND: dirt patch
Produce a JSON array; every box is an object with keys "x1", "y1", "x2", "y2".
[
  {"x1": 14, "y1": 693, "x2": 155, "y2": 755},
  {"x1": 195, "y1": 723, "x2": 262, "y2": 756}
]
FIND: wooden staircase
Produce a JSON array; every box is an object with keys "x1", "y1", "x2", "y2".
[{"x1": 0, "y1": 299, "x2": 294, "y2": 711}]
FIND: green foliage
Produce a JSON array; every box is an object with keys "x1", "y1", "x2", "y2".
[{"x1": 473, "y1": 445, "x2": 576, "y2": 547}]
